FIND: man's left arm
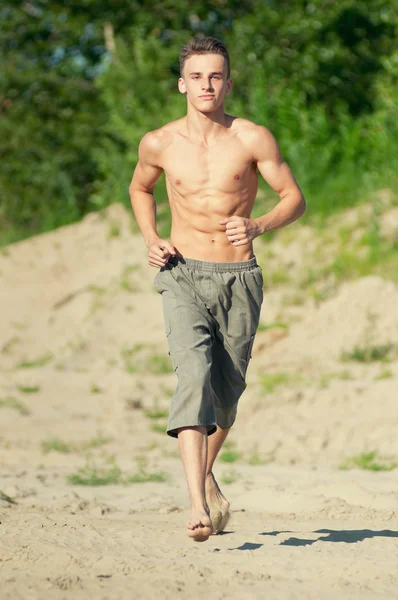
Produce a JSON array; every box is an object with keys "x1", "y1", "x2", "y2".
[
  {"x1": 252, "y1": 126, "x2": 306, "y2": 235},
  {"x1": 220, "y1": 126, "x2": 306, "y2": 245}
]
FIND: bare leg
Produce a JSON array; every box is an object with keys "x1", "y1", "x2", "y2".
[
  {"x1": 178, "y1": 426, "x2": 213, "y2": 542},
  {"x1": 205, "y1": 426, "x2": 231, "y2": 534}
]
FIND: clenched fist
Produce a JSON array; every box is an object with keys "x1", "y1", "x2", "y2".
[
  {"x1": 219, "y1": 216, "x2": 260, "y2": 246},
  {"x1": 148, "y1": 238, "x2": 176, "y2": 268}
]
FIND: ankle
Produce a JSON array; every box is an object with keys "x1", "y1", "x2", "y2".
[{"x1": 190, "y1": 500, "x2": 209, "y2": 514}]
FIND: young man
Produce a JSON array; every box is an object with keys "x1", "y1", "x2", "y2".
[{"x1": 129, "y1": 36, "x2": 306, "y2": 542}]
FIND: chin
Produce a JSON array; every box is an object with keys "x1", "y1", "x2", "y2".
[{"x1": 196, "y1": 104, "x2": 218, "y2": 113}]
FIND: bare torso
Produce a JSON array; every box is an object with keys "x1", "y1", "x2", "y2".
[{"x1": 158, "y1": 115, "x2": 259, "y2": 261}]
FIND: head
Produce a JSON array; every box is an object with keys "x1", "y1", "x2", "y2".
[{"x1": 178, "y1": 37, "x2": 232, "y2": 112}]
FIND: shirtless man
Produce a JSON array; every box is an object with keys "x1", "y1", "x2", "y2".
[{"x1": 129, "y1": 36, "x2": 306, "y2": 543}]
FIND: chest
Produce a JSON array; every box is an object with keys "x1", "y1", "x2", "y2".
[{"x1": 162, "y1": 137, "x2": 255, "y2": 194}]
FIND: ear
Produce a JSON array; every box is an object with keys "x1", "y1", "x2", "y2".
[
  {"x1": 225, "y1": 78, "x2": 233, "y2": 95},
  {"x1": 178, "y1": 77, "x2": 187, "y2": 95}
]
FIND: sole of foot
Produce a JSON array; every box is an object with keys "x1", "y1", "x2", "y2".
[
  {"x1": 206, "y1": 473, "x2": 231, "y2": 535},
  {"x1": 209, "y1": 504, "x2": 231, "y2": 534}
]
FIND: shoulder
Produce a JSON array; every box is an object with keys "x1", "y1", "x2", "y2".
[
  {"x1": 140, "y1": 121, "x2": 183, "y2": 153},
  {"x1": 138, "y1": 120, "x2": 183, "y2": 166},
  {"x1": 232, "y1": 118, "x2": 281, "y2": 160},
  {"x1": 138, "y1": 119, "x2": 182, "y2": 160},
  {"x1": 232, "y1": 118, "x2": 276, "y2": 145}
]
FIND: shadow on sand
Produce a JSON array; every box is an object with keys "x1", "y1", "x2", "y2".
[
  {"x1": 279, "y1": 529, "x2": 398, "y2": 546},
  {"x1": 216, "y1": 529, "x2": 398, "y2": 552}
]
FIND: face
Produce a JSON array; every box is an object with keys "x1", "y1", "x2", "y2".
[{"x1": 178, "y1": 53, "x2": 232, "y2": 112}]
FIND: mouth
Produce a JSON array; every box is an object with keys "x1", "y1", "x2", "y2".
[{"x1": 199, "y1": 95, "x2": 215, "y2": 99}]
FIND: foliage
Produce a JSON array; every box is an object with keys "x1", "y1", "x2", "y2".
[
  {"x1": 1, "y1": 2, "x2": 398, "y2": 244},
  {"x1": 340, "y1": 451, "x2": 397, "y2": 471}
]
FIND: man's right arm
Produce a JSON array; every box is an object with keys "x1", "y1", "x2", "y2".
[{"x1": 129, "y1": 132, "x2": 175, "y2": 267}]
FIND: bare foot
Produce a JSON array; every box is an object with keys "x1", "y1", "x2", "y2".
[
  {"x1": 186, "y1": 506, "x2": 213, "y2": 542},
  {"x1": 205, "y1": 472, "x2": 231, "y2": 534}
]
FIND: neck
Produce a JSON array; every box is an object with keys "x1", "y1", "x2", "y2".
[{"x1": 185, "y1": 103, "x2": 228, "y2": 144}]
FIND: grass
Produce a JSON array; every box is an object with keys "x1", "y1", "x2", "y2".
[
  {"x1": 17, "y1": 385, "x2": 40, "y2": 393},
  {"x1": 150, "y1": 422, "x2": 168, "y2": 434},
  {"x1": 67, "y1": 457, "x2": 168, "y2": 486},
  {"x1": 88, "y1": 285, "x2": 106, "y2": 314},
  {"x1": 247, "y1": 452, "x2": 269, "y2": 466},
  {"x1": 315, "y1": 201, "x2": 398, "y2": 284},
  {"x1": 281, "y1": 292, "x2": 306, "y2": 307},
  {"x1": 263, "y1": 269, "x2": 291, "y2": 288},
  {"x1": 138, "y1": 441, "x2": 158, "y2": 452},
  {"x1": 120, "y1": 279, "x2": 137, "y2": 292},
  {"x1": 223, "y1": 439, "x2": 236, "y2": 451},
  {"x1": 341, "y1": 343, "x2": 395, "y2": 363},
  {"x1": 257, "y1": 321, "x2": 288, "y2": 333},
  {"x1": 41, "y1": 433, "x2": 111, "y2": 454},
  {"x1": 259, "y1": 372, "x2": 300, "y2": 394},
  {"x1": 299, "y1": 266, "x2": 324, "y2": 289},
  {"x1": 374, "y1": 369, "x2": 393, "y2": 380},
  {"x1": 107, "y1": 220, "x2": 121, "y2": 238},
  {"x1": 85, "y1": 434, "x2": 111, "y2": 449},
  {"x1": 341, "y1": 310, "x2": 396, "y2": 364},
  {"x1": 145, "y1": 408, "x2": 169, "y2": 420},
  {"x1": 121, "y1": 344, "x2": 142, "y2": 373},
  {"x1": 146, "y1": 354, "x2": 174, "y2": 374},
  {"x1": 16, "y1": 353, "x2": 53, "y2": 369},
  {"x1": 318, "y1": 370, "x2": 352, "y2": 388},
  {"x1": 265, "y1": 200, "x2": 398, "y2": 297},
  {"x1": 340, "y1": 451, "x2": 397, "y2": 472},
  {"x1": 126, "y1": 471, "x2": 168, "y2": 483},
  {"x1": 120, "y1": 264, "x2": 139, "y2": 292},
  {"x1": 90, "y1": 384, "x2": 102, "y2": 394},
  {"x1": 219, "y1": 450, "x2": 241, "y2": 463},
  {"x1": 0, "y1": 396, "x2": 30, "y2": 415},
  {"x1": 220, "y1": 469, "x2": 240, "y2": 485},
  {"x1": 126, "y1": 457, "x2": 168, "y2": 483},
  {"x1": 12, "y1": 322, "x2": 27, "y2": 330},
  {"x1": 121, "y1": 344, "x2": 173, "y2": 375},
  {"x1": 159, "y1": 384, "x2": 174, "y2": 397},
  {"x1": 246, "y1": 444, "x2": 269, "y2": 465},
  {"x1": 41, "y1": 438, "x2": 73, "y2": 454},
  {"x1": 67, "y1": 464, "x2": 122, "y2": 486}
]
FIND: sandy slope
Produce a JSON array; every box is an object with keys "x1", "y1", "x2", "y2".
[{"x1": 1, "y1": 204, "x2": 397, "y2": 599}]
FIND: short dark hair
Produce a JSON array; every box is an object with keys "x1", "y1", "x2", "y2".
[{"x1": 179, "y1": 36, "x2": 230, "y2": 79}]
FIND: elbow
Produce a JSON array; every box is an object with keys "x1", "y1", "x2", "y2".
[
  {"x1": 128, "y1": 182, "x2": 136, "y2": 197},
  {"x1": 129, "y1": 182, "x2": 153, "y2": 197},
  {"x1": 298, "y1": 194, "x2": 306, "y2": 218}
]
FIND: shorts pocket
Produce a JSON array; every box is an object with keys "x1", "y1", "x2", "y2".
[
  {"x1": 165, "y1": 321, "x2": 178, "y2": 371},
  {"x1": 246, "y1": 333, "x2": 255, "y2": 362},
  {"x1": 153, "y1": 270, "x2": 162, "y2": 293},
  {"x1": 253, "y1": 266, "x2": 263, "y2": 289},
  {"x1": 165, "y1": 319, "x2": 171, "y2": 336}
]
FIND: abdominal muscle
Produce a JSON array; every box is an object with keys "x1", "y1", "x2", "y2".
[{"x1": 168, "y1": 197, "x2": 256, "y2": 263}]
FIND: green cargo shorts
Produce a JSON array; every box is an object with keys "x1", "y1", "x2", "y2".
[{"x1": 153, "y1": 255, "x2": 263, "y2": 438}]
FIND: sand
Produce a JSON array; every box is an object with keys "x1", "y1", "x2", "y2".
[{"x1": 1, "y1": 203, "x2": 397, "y2": 599}]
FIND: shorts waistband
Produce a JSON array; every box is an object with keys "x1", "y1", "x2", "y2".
[{"x1": 168, "y1": 255, "x2": 259, "y2": 273}]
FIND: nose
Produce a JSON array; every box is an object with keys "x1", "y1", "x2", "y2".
[{"x1": 202, "y1": 78, "x2": 214, "y2": 91}]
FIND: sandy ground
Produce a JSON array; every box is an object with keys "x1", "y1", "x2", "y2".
[{"x1": 1, "y1": 204, "x2": 398, "y2": 599}]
